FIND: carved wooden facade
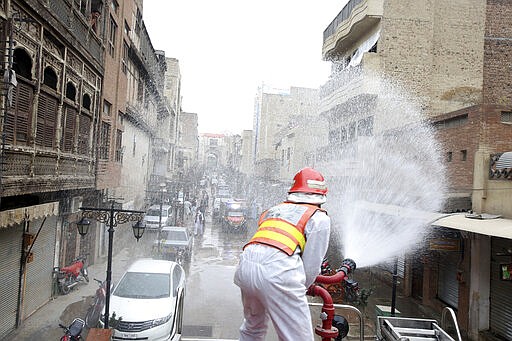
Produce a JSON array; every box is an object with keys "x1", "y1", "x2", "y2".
[{"x1": 0, "y1": 0, "x2": 103, "y2": 197}]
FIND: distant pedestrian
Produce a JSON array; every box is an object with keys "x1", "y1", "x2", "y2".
[
  {"x1": 184, "y1": 200, "x2": 192, "y2": 220},
  {"x1": 194, "y1": 208, "x2": 205, "y2": 236}
]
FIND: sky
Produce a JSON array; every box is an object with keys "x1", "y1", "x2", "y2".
[{"x1": 143, "y1": 1, "x2": 347, "y2": 134}]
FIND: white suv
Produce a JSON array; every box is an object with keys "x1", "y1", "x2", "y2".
[{"x1": 143, "y1": 205, "x2": 173, "y2": 231}]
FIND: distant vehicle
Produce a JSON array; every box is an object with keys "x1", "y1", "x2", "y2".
[
  {"x1": 143, "y1": 205, "x2": 173, "y2": 231},
  {"x1": 212, "y1": 198, "x2": 222, "y2": 221},
  {"x1": 222, "y1": 201, "x2": 248, "y2": 233},
  {"x1": 217, "y1": 188, "x2": 231, "y2": 198},
  {"x1": 101, "y1": 259, "x2": 185, "y2": 341},
  {"x1": 153, "y1": 226, "x2": 193, "y2": 264}
]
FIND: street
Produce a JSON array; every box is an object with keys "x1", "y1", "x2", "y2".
[{"x1": 4, "y1": 214, "x2": 281, "y2": 341}]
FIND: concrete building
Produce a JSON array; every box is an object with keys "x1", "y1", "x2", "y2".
[
  {"x1": 253, "y1": 86, "x2": 319, "y2": 180},
  {"x1": 198, "y1": 133, "x2": 222, "y2": 172},
  {"x1": 240, "y1": 129, "x2": 253, "y2": 176},
  {"x1": 163, "y1": 57, "x2": 181, "y2": 176},
  {"x1": 0, "y1": 0, "x2": 180, "y2": 338},
  {"x1": 321, "y1": 1, "x2": 512, "y2": 339},
  {"x1": 178, "y1": 111, "x2": 199, "y2": 172}
]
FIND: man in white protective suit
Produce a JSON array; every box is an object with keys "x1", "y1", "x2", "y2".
[{"x1": 234, "y1": 167, "x2": 331, "y2": 341}]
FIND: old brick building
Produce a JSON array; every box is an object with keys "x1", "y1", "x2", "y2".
[
  {"x1": 0, "y1": 0, "x2": 103, "y2": 337},
  {"x1": 0, "y1": 0, "x2": 181, "y2": 338},
  {"x1": 320, "y1": 0, "x2": 512, "y2": 339}
]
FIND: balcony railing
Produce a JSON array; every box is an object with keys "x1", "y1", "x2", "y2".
[
  {"x1": 47, "y1": 0, "x2": 103, "y2": 64},
  {"x1": 323, "y1": 0, "x2": 364, "y2": 41},
  {"x1": 1, "y1": 147, "x2": 95, "y2": 196}
]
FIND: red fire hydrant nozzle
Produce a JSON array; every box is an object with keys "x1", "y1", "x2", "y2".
[{"x1": 307, "y1": 258, "x2": 356, "y2": 341}]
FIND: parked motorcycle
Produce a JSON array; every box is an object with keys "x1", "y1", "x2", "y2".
[
  {"x1": 85, "y1": 278, "x2": 107, "y2": 328},
  {"x1": 59, "y1": 317, "x2": 85, "y2": 341},
  {"x1": 56, "y1": 255, "x2": 89, "y2": 295}
]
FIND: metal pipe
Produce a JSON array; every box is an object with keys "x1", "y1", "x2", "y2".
[
  {"x1": 391, "y1": 257, "x2": 398, "y2": 316},
  {"x1": 308, "y1": 302, "x2": 365, "y2": 341}
]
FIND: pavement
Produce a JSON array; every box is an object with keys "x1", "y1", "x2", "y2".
[{"x1": 4, "y1": 247, "x2": 136, "y2": 341}]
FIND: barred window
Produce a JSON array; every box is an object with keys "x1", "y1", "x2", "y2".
[
  {"x1": 108, "y1": 16, "x2": 117, "y2": 56},
  {"x1": 501, "y1": 111, "x2": 512, "y2": 123},
  {"x1": 115, "y1": 129, "x2": 123, "y2": 162},
  {"x1": 99, "y1": 122, "x2": 111, "y2": 160}
]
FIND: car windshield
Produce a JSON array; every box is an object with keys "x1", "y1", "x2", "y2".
[
  {"x1": 146, "y1": 209, "x2": 163, "y2": 216},
  {"x1": 113, "y1": 272, "x2": 170, "y2": 299},
  {"x1": 165, "y1": 230, "x2": 187, "y2": 241}
]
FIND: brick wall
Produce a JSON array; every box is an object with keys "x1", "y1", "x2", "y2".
[
  {"x1": 380, "y1": 0, "x2": 486, "y2": 118},
  {"x1": 483, "y1": 0, "x2": 512, "y2": 107}
]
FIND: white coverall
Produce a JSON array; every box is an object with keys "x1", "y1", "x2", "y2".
[{"x1": 234, "y1": 206, "x2": 330, "y2": 341}]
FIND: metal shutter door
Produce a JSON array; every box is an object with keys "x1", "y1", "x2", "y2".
[
  {"x1": 22, "y1": 216, "x2": 57, "y2": 319},
  {"x1": 437, "y1": 252, "x2": 459, "y2": 309},
  {"x1": 490, "y1": 238, "x2": 512, "y2": 339},
  {"x1": 0, "y1": 224, "x2": 23, "y2": 339}
]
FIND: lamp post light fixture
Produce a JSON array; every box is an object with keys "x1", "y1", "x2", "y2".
[
  {"x1": 76, "y1": 217, "x2": 91, "y2": 237},
  {"x1": 77, "y1": 200, "x2": 146, "y2": 329}
]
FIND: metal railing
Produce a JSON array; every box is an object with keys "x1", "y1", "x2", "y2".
[{"x1": 323, "y1": 0, "x2": 365, "y2": 40}]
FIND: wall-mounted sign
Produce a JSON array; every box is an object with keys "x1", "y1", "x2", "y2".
[
  {"x1": 500, "y1": 263, "x2": 512, "y2": 281},
  {"x1": 429, "y1": 238, "x2": 460, "y2": 251}
]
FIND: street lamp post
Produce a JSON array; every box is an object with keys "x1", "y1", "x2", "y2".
[
  {"x1": 77, "y1": 201, "x2": 145, "y2": 329},
  {"x1": 157, "y1": 183, "x2": 167, "y2": 248}
]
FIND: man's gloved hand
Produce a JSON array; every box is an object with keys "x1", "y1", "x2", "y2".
[{"x1": 337, "y1": 258, "x2": 356, "y2": 275}]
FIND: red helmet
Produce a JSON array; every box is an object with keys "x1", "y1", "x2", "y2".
[{"x1": 288, "y1": 167, "x2": 327, "y2": 195}]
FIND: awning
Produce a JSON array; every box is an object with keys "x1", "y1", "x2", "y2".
[
  {"x1": 355, "y1": 201, "x2": 512, "y2": 239},
  {"x1": 496, "y1": 151, "x2": 512, "y2": 169},
  {"x1": 353, "y1": 201, "x2": 445, "y2": 222},
  {"x1": 432, "y1": 214, "x2": 512, "y2": 239},
  {"x1": 0, "y1": 202, "x2": 60, "y2": 228}
]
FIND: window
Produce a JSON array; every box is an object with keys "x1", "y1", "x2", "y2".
[
  {"x1": 43, "y1": 67, "x2": 58, "y2": 90},
  {"x1": 461, "y1": 150, "x2": 467, "y2": 161},
  {"x1": 61, "y1": 107, "x2": 77, "y2": 153},
  {"x1": 434, "y1": 114, "x2": 468, "y2": 129},
  {"x1": 501, "y1": 111, "x2": 512, "y2": 123},
  {"x1": 103, "y1": 100, "x2": 111, "y2": 116},
  {"x1": 99, "y1": 122, "x2": 111, "y2": 159},
  {"x1": 134, "y1": 8, "x2": 142, "y2": 35},
  {"x1": 357, "y1": 116, "x2": 374, "y2": 137},
  {"x1": 124, "y1": 20, "x2": 130, "y2": 35},
  {"x1": 78, "y1": 112, "x2": 91, "y2": 155},
  {"x1": 74, "y1": 0, "x2": 89, "y2": 16},
  {"x1": 108, "y1": 16, "x2": 117, "y2": 56},
  {"x1": 65, "y1": 82, "x2": 76, "y2": 101},
  {"x1": 115, "y1": 129, "x2": 123, "y2": 162},
  {"x1": 82, "y1": 94, "x2": 91, "y2": 110},
  {"x1": 6, "y1": 82, "x2": 34, "y2": 145},
  {"x1": 122, "y1": 41, "x2": 129, "y2": 74},
  {"x1": 447, "y1": 152, "x2": 452, "y2": 162},
  {"x1": 36, "y1": 93, "x2": 58, "y2": 148},
  {"x1": 13, "y1": 48, "x2": 33, "y2": 79},
  {"x1": 110, "y1": 0, "x2": 119, "y2": 14}
]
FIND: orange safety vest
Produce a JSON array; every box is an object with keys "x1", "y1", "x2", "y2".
[{"x1": 244, "y1": 202, "x2": 325, "y2": 256}]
